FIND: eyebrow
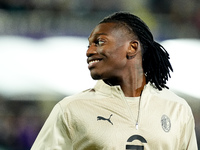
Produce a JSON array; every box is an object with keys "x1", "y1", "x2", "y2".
[{"x1": 88, "y1": 33, "x2": 108, "y2": 40}]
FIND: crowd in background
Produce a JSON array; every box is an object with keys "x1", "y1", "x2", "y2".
[{"x1": 0, "y1": 0, "x2": 199, "y2": 39}]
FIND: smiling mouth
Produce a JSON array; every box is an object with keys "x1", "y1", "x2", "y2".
[
  {"x1": 88, "y1": 59, "x2": 101, "y2": 69},
  {"x1": 89, "y1": 60, "x2": 100, "y2": 65}
]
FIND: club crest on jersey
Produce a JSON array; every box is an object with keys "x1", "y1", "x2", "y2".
[{"x1": 161, "y1": 115, "x2": 171, "y2": 132}]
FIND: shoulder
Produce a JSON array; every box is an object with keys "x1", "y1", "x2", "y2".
[
  {"x1": 58, "y1": 80, "x2": 111, "y2": 109},
  {"x1": 145, "y1": 83, "x2": 192, "y2": 113},
  {"x1": 159, "y1": 88, "x2": 187, "y2": 105},
  {"x1": 144, "y1": 84, "x2": 194, "y2": 123},
  {"x1": 57, "y1": 88, "x2": 95, "y2": 110},
  {"x1": 146, "y1": 83, "x2": 187, "y2": 104}
]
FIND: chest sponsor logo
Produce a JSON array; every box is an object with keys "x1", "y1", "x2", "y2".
[
  {"x1": 126, "y1": 135, "x2": 147, "y2": 150},
  {"x1": 161, "y1": 114, "x2": 171, "y2": 132},
  {"x1": 97, "y1": 114, "x2": 113, "y2": 125}
]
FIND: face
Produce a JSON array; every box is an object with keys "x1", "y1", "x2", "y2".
[{"x1": 87, "y1": 23, "x2": 132, "y2": 80}]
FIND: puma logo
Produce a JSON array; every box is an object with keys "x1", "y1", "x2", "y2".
[{"x1": 97, "y1": 114, "x2": 113, "y2": 125}]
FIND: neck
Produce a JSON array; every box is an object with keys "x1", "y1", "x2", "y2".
[
  {"x1": 104, "y1": 50, "x2": 146, "y2": 97},
  {"x1": 121, "y1": 74, "x2": 146, "y2": 97},
  {"x1": 104, "y1": 74, "x2": 146, "y2": 97}
]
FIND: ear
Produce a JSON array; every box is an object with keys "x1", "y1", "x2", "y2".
[{"x1": 126, "y1": 41, "x2": 139, "y2": 59}]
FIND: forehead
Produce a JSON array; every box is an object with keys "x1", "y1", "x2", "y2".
[{"x1": 89, "y1": 22, "x2": 128, "y2": 40}]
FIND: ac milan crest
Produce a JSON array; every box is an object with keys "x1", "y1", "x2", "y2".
[{"x1": 161, "y1": 115, "x2": 171, "y2": 132}]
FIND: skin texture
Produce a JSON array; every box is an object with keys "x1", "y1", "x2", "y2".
[{"x1": 87, "y1": 23, "x2": 146, "y2": 97}]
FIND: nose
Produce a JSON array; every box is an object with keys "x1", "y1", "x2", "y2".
[{"x1": 86, "y1": 44, "x2": 97, "y2": 57}]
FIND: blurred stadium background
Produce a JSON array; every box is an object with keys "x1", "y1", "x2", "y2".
[{"x1": 0, "y1": 0, "x2": 199, "y2": 149}]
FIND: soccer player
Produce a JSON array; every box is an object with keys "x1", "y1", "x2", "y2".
[{"x1": 31, "y1": 12, "x2": 198, "y2": 150}]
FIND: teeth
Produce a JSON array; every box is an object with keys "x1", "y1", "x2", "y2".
[{"x1": 89, "y1": 60, "x2": 100, "y2": 65}]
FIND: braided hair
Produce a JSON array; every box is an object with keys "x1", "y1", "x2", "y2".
[{"x1": 99, "y1": 12, "x2": 173, "y2": 90}]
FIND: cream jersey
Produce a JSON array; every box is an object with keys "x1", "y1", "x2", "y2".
[{"x1": 31, "y1": 80, "x2": 197, "y2": 150}]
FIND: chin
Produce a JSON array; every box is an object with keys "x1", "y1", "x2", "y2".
[{"x1": 90, "y1": 73, "x2": 102, "y2": 80}]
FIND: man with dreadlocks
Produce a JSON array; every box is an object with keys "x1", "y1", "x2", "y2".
[{"x1": 31, "y1": 12, "x2": 197, "y2": 150}]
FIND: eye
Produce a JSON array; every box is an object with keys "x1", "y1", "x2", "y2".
[
  {"x1": 87, "y1": 38, "x2": 105, "y2": 48},
  {"x1": 95, "y1": 39, "x2": 105, "y2": 46}
]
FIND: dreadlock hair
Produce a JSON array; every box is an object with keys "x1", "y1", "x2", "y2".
[{"x1": 99, "y1": 12, "x2": 173, "y2": 90}]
